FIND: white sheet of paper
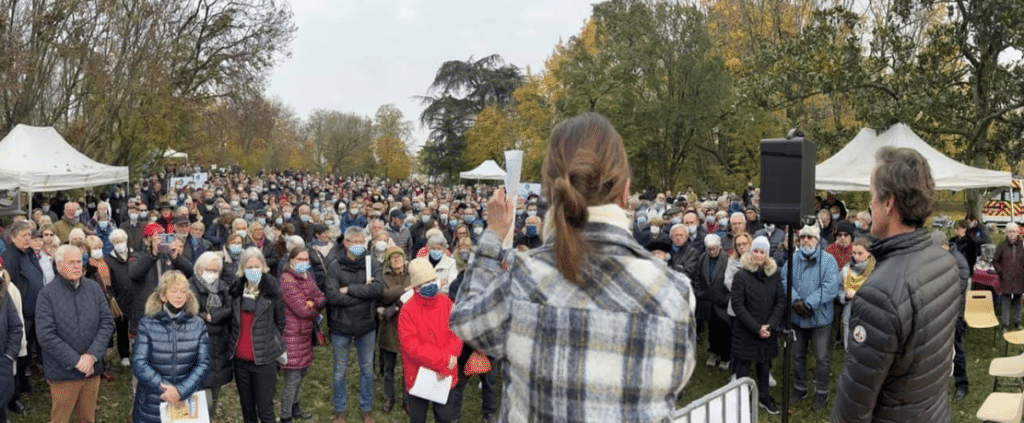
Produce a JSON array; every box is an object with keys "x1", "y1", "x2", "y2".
[
  {"x1": 409, "y1": 366, "x2": 452, "y2": 404},
  {"x1": 400, "y1": 289, "x2": 414, "y2": 304},
  {"x1": 365, "y1": 255, "x2": 372, "y2": 283},
  {"x1": 503, "y1": 150, "x2": 524, "y2": 248}
]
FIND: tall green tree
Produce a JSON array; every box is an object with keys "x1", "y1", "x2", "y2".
[
  {"x1": 418, "y1": 55, "x2": 525, "y2": 182},
  {"x1": 555, "y1": 0, "x2": 733, "y2": 191},
  {"x1": 852, "y1": 0, "x2": 1024, "y2": 213}
]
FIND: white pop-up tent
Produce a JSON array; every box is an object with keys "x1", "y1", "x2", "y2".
[
  {"x1": 0, "y1": 124, "x2": 130, "y2": 192},
  {"x1": 459, "y1": 160, "x2": 506, "y2": 180},
  {"x1": 816, "y1": 123, "x2": 1012, "y2": 191}
]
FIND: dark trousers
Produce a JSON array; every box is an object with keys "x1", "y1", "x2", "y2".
[
  {"x1": 115, "y1": 316, "x2": 131, "y2": 359},
  {"x1": 953, "y1": 317, "x2": 968, "y2": 388},
  {"x1": 0, "y1": 356, "x2": 13, "y2": 423},
  {"x1": 708, "y1": 313, "x2": 732, "y2": 362},
  {"x1": 15, "y1": 317, "x2": 35, "y2": 398},
  {"x1": 234, "y1": 358, "x2": 277, "y2": 423},
  {"x1": 379, "y1": 349, "x2": 398, "y2": 401},
  {"x1": 405, "y1": 388, "x2": 458, "y2": 423},
  {"x1": 734, "y1": 358, "x2": 771, "y2": 404},
  {"x1": 451, "y1": 348, "x2": 498, "y2": 420}
]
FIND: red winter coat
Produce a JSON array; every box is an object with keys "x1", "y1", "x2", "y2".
[
  {"x1": 279, "y1": 266, "x2": 326, "y2": 369},
  {"x1": 398, "y1": 292, "x2": 462, "y2": 391}
]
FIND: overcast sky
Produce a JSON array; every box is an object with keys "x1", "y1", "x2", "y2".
[{"x1": 266, "y1": 0, "x2": 597, "y2": 150}]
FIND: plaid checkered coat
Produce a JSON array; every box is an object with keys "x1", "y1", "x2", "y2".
[{"x1": 450, "y1": 205, "x2": 696, "y2": 422}]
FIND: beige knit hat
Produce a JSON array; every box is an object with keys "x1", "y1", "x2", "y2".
[{"x1": 408, "y1": 258, "x2": 437, "y2": 288}]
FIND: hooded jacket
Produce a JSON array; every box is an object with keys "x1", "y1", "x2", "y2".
[
  {"x1": 131, "y1": 292, "x2": 210, "y2": 423},
  {"x1": 832, "y1": 230, "x2": 960, "y2": 423},
  {"x1": 730, "y1": 252, "x2": 785, "y2": 362}
]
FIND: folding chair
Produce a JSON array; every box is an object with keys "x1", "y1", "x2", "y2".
[
  {"x1": 976, "y1": 389, "x2": 1024, "y2": 423},
  {"x1": 1003, "y1": 329, "x2": 1024, "y2": 356},
  {"x1": 989, "y1": 352, "x2": 1024, "y2": 392},
  {"x1": 965, "y1": 290, "x2": 1001, "y2": 343}
]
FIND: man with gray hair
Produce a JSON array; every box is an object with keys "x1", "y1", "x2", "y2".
[
  {"x1": 833, "y1": 147, "x2": 960, "y2": 422},
  {"x1": 35, "y1": 244, "x2": 114, "y2": 423},
  {"x1": 325, "y1": 226, "x2": 383, "y2": 423},
  {"x1": 694, "y1": 233, "x2": 730, "y2": 369}
]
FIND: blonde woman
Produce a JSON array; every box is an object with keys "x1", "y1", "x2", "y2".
[{"x1": 131, "y1": 271, "x2": 210, "y2": 423}]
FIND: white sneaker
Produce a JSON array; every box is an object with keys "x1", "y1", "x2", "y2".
[
  {"x1": 769, "y1": 374, "x2": 777, "y2": 387},
  {"x1": 718, "y1": 360, "x2": 730, "y2": 371},
  {"x1": 705, "y1": 355, "x2": 719, "y2": 367},
  {"x1": 121, "y1": 358, "x2": 130, "y2": 367}
]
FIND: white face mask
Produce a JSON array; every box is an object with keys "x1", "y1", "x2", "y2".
[
  {"x1": 90, "y1": 250, "x2": 103, "y2": 260},
  {"x1": 202, "y1": 271, "x2": 219, "y2": 284},
  {"x1": 374, "y1": 240, "x2": 388, "y2": 252},
  {"x1": 114, "y1": 243, "x2": 128, "y2": 255}
]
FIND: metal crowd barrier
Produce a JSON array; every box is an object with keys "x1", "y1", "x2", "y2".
[{"x1": 671, "y1": 377, "x2": 758, "y2": 423}]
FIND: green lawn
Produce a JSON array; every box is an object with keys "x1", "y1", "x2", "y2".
[{"x1": 9, "y1": 308, "x2": 1012, "y2": 423}]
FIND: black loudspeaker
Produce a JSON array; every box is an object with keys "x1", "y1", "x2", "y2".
[{"x1": 760, "y1": 135, "x2": 816, "y2": 226}]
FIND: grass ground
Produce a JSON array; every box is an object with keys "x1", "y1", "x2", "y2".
[{"x1": 8, "y1": 299, "x2": 1013, "y2": 423}]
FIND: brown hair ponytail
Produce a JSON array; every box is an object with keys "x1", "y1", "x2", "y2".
[{"x1": 542, "y1": 113, "x2": 631, "y2": 287}]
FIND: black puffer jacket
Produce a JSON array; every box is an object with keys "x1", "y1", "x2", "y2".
[
  {"x1": 832, "y1": 230, "x2": 959, "y2": 423},
  {"x1": 324, "y1": 253, "x2": 383, "y2": 337},
  {"x1": 105, "y1": 251, "x2": 133, "y2": 321},
  {"x1": 229, "y1": 274, "x2": 285, "y2": 366},
  {"x1": 188, "y1": 275, "x2": 234, "y2": 389}
]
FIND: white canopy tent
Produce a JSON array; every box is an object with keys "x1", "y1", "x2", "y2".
[
  {"x1": 815, "y1": 123, "x2": 1012, "y2": 191},
  {"x1": 0, "y1": 124, "x2": 130, "y2": 195},
  {"x1": 459, "y1": 160, "x2": 506, "y2": 180}
]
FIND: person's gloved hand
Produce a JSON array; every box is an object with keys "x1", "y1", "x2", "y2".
[{"x1": 793, "y1": 300, "x2": 813, "y2": 318}]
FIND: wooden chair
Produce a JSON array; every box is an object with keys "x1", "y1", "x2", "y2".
[
  {"x1": 989, "y1": 352, "x2": 1024, "y2": 392},
  {"x1": 966, "y1": 290, "x2": 1001, "y2": 342},
  {"x1": 976, "y1": 390, "x2": 1024, "y2": 423}
]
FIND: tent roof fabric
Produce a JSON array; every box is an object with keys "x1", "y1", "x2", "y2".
[
  {"x1": 0, "y1": 124, "x2": 130, "y2": 191},
  {"x1": 815, "y1": 123, "x2": 1011, "y2": 191},
  {"x1": 460, "y1": 160, "x2": 506, "y2": 180},
  {"x1": 163, "y1": 148, "x2": 188, "y2": 159}
]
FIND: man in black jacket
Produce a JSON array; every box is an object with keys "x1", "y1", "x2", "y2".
[
  {"x1": 833, "y1": 147, "x2": 960, "y2": 423},
  {"x1": 325, "y1": 226, "x2": 383, "y2": 423}
]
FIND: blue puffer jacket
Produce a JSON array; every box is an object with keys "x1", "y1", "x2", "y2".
[
  {"x1": 132, "y1": 296, "x2": 210, "y2": 423},
  {"x1": 782, "y1": 245, "x2": 840, "y2": 328}
]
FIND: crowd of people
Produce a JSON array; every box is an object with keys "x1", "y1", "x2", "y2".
[{"x1": 0, "y1": 112, "x2": 980, "y2": 422}]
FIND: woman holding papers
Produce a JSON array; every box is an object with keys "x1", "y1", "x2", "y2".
[
  {"x1": 398, "y1": 258, "x2": 462, "y2": 423},
  {"x1": 450, "y1": 113, "x2": 696, "y2": 422},
  {"x1": 131, "y1": 271, "x2": 211, "y2": 423}
]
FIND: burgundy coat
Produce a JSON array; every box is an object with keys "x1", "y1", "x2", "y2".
[
  {"x1": 279, "y1": 266, "x2": 326, "y2": 369},
  {"x1": 995, "y1": 237, "x2": 1024, "y2": 295}
]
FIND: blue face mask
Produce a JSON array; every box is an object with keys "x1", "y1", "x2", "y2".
[
  {"x1": 418, "y1": 282, "x2": 439, "y2": 298},
  {"x1": 245, "y1": 268, "x2": 262, "y2": 283},
  {"x1": 349, "y1": 244, "x2": 366, "y2": 257},
  {"x1": 229, "y1": 244, "x2": 242, "y2": 256},
  {"x1": 526, "y1": 225, "x2": 538, "y2": 237},
  {"x1": 463, "y1": 215, "x2": 475, "y2": 224},
  {"x1": 448, "y1": 219, "x2": 458, "y2": 228},
  {"x1": 527, "y1": 210, "x2": 537, "y2": 217},
  {"x1": 636, "y1": 216, "x2": 647, "y2": 225},
  {"x1": 293, "y1": 261, "x2": 310, "y2": 273},
  {"x1": 429, "y1": 250, "x2": 443, "y2": 260}
]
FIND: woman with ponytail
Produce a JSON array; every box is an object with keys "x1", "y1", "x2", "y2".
[{"x1": 450, "y1": 112, "x2": 697, "y2": 422}]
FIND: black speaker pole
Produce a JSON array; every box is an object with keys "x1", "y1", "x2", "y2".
[{"x1": 781, "y1": 224, "x2": 796, "y2": 422}]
